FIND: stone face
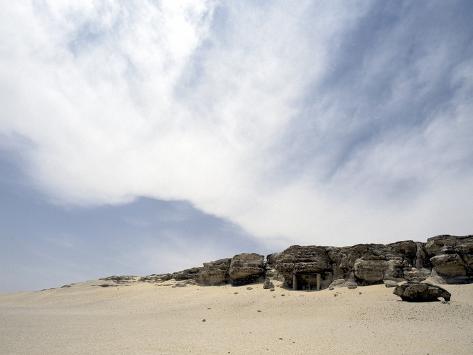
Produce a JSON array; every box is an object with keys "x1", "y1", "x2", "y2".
[
  {"x1": 425, "y1": 235, "x2": 463, "y2": 256},
  {"x1": 197, "y1": 259, "x2": 231, "y2": 286},
  {"x1": 430, "y1": 254, "x2": 467, "y2": 277},
  {"x1": 354, "y1": 257, "x2": 388, "y2": 284},
  {"x1": 172, "y1": 267, "x2": 202, "y2": 281},
  {"x1": 274, "y1": 246, "x2": 332, "y2": 289},
  {"x1": 425, "y1": 235, "x2": 473, "y2": 283},
  {"x1": 393, "y1": 281, "x2": 451, "y2": 302},
  {"x1": 384, "y1": 258, "x2": 410, "y2": 281},
  {"x1": 386, "y1": 241, "x2": 418, "y2": 265},
  {"x1": 229, "y1": 253, "x2": 265, "y2": 285}
]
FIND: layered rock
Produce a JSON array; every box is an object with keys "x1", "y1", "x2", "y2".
[
  {"x1": 172, "y1": 267, "x2": 202, "y2": 281},
  {"x1": 142, "y1": 234, "x2": 472, "y2": 290},
  {"x1": 425, "y1": 235, "x2": 473, "y2": 283},
  {"x1": 197, "y1": 258, "x2": 231, "y2": 285},
  {"x1": 274, "y1": 246, "x2": 333, "y2": 290},
  {"x1": 229, "y1": 253, "x2": 265, "y2": 285},
  {"x1": 274, "y1": 241, "x2": 427, "y2": 289},
  {"x1": 353, "y1": 256, "x2": 388, "y2": 284}
]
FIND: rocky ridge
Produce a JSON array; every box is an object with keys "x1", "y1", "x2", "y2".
[{"x1": 103, "y1": 235, "x2": 473, "y2": 290}]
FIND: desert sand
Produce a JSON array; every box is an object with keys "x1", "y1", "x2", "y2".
[{"x1": 0, "y1": 280, "x2": 472, "y2": 354}]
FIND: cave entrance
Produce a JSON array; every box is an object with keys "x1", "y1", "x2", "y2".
[{"x1": 292, "y1": 273, "x2": 321, "y2": 291}]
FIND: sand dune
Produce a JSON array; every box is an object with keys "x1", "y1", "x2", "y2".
[{"x1": 1, "y1": 281, "x2": 472, "y2": 354}]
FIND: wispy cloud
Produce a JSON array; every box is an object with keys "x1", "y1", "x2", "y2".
[{"x1": 1, "y1": 0, "x2": 472, "y2": 247}]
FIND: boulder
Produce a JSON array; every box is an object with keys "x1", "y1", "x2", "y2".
[
  {"x1": 197, "y1": 259, "x2": 231, "y2": 285},
  {"x1": 393, "y1": 281, "x2": 451, "y2": 302},
  {"x1": 263, "y1": 278, "x2": 274, "y2": 289},
  {"x1": 229, "y1": 253, "x2": 265, "y2": 285}
]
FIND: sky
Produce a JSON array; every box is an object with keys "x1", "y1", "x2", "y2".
[{"x1": 1, "y1": 1, "x2": 473, "y2": 292}]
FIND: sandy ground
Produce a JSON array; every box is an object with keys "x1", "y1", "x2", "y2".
[{"x1": 0, "y1": 280, "x2": 472, "y2": 355}]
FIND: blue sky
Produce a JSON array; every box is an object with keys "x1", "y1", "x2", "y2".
[{"x1": 1, "y1": 1, "x2": 472, "y2": 292}]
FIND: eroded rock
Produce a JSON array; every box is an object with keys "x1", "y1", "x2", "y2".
[
  {"x1": 229, "y1": 253, "x2": 265, "y2": 286},
  {"x1": 198, "y1": 258, "x2": 231, "y2": 285},
  {"x1": 393, "y1": 281, "x2": 451, "y2": 302},
  {"x1": 263, "y1": 278, "x2": 274, "y2": 289}
]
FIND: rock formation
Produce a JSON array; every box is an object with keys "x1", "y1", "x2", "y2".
[
  {"x1": 229, "y1": 253, "x2": 265, "y2": 285},
  {"x1": 425, "y1": 235, "x2": 473, "y2": 283},
  {"x1": 393, "y1": 281, "x2": 451, "y2": 302},
  {"x1": 198, "y1": 259, "x2": 231, "y2": 285},
  {"x1": 129, "y1": 234, "x2": 472, "y2": 290}
]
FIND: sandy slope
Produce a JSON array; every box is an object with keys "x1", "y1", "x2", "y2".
[{"x1": 0, "y1": 280, "x2": 472, "y2": 355}]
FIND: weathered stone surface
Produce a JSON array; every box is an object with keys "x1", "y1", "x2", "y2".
[
  {"x1": 384, "y1": 280, "x2": 398, "y2": 288},
  {"x1": 425, "y1": 235, "x2": 464, "y2": 256},
  {"x1": 197, "y1": 259, "x2": 231, "y2": 286},
  {"x1": 140, "y1": 274, "x2": 172, "y2": 283},
  {"x1": 266, "y1": 253, "x2": 280, "y2": 267},
  {"x1": 430, "y1": 254, "x2": 467, "y2": 277},
  {"x1": 275, "y1": 246, "x2": 332, "y2": 289},
  {"x1": 263, "y1": 278, "x2": 274, "y2": 289},
  {"x1": 229, "y1": 253, "x2": 265, "y2": 285},
  {"x1": 354, "y1": 257, "x2": 388, "y2": 284},
  {"x1": 425, "y1": 235, "x2": 473, "y2": 283},
  {"x1": 386, "y1": 240, "x2": 418, "y2": 265},
  {"x1": 265, "y1": 267, "x2": 284, "y2": 281},
  {"x1": 404, "y1": 268, "x2": 430, "y2": 282},
  {"x1": 172, "y1": 267, "x2": 202, "y2": 281},
  {"x1": 393, "y1": 281, "x2": 451, "y2": 302},
  {"x1": 134, "y1": 234, "x2": 472, "y2": 291},
  {"x1": 384, "y1": 258, "x2": 410, "y2": 281}
]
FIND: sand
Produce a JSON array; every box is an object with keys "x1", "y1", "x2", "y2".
[{"x1": 0, "y1": 280, "x2": 472, "y2": 354}]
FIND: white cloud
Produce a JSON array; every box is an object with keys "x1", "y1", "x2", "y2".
[{"x1": 1, "y1": 1, "x2": 472, "y2": 247}]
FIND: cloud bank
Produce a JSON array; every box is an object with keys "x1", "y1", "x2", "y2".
[{"x1": 1, "y1": 1, "x2": 472, "y2": 246}]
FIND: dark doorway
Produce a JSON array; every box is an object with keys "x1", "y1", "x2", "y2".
[{"x1": 293, "y1": 273, "x2": 321, "y2": 290}]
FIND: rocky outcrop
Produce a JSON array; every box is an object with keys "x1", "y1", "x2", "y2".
[
  {"x1": 274, "y1": 246, "x2": 332, "y2": 289},
  {"x1": 172, "y1": 267, "x2": 202, "y2": 281},
  {"x1": 273, "y1": 240, "x2": 428, "y2": 289},
  {"x1": 140, "y1": 273, "x2": 172, "y2": 283},
  {"x1": 134, "y1": 234, "x2": 472, "y2": 290},
  {"x1": 229, "y1": 253, "x2": 265, "y2": 285},
  {"x1": 393, "y1": 281, "x2": 451, "y2": 302},
  {"x1": 425, "y1": 235, "x2": 473, "y2": 283},
  {"x1": 197, "y1": 259, "x2": 231, "y2": 285},
  {"x1": 354, "y1": 256, "x2": 388, "y2": 284}
]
